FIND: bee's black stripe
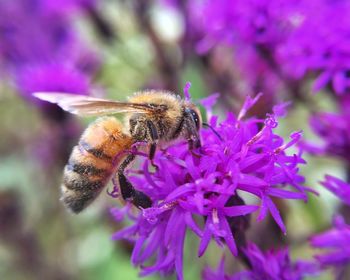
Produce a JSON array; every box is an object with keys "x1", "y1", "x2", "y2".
[
  {"x1": 79, "y1": 140, "x2": 113, "y2": 161},
  {"x1": 66, "y1": 160, "x2": 108, "y2": 177},
  {"x1": 63, "y1": 175, "x2": 104, "y2": 191}
]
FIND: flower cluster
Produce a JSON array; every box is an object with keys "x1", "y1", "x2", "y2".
[
  {"x1": 197, "y1": 0, "x2": 295, "y2": 50},
  {"x1": 280, "y1": 1, "x2": 350, "y2": 95},
  {"x1": 203, "y1": 243, "x2": 318, "y2": 280},
  {"x1": 192, "y1": 0, "x2": 299, "y2": 102},
  {"x1": 177, "y1": 0, "x2": 350, "y2": 99},
  {"x1": 111, "y1": 92, "x2": 311, "y2": 279}
]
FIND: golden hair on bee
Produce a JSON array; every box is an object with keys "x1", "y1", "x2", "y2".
[{"x1": 33, "y1": 90, "x2": 202, "y2": 213}]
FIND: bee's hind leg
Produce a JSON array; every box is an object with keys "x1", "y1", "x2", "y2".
[{"x1": 118, "y1": 154, "x2": 152, "y2": 209}]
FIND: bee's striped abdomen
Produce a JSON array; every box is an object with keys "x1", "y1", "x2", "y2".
[{"x1": 61, "y1": 117, "x2": 132, "y2": 213}]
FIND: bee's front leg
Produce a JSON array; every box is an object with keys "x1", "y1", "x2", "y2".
[
  {"x1": 118, "y1": 154, "x2": 152, "y2": 209},
  {"x1": 182, "y1": 111, "x2": 201, "y2": 153},
  {"x1": 188, "y1": 139, "x2": 202, "y2": 158},
  {"x1": 188, "y1": 138, "x2": 201, "y2": 150},
  {"x1": 130, "y1": 116, "x2": 159, "y2": 169},
  {"x1": 146, "y1": 120, "x2": 159, "y2": 170}
]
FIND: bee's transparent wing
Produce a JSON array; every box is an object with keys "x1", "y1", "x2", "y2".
[{"x1": 33, "y1": 92, "x2": 162, "y2": 116}]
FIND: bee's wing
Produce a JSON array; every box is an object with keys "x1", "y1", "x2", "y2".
[{"x1": 33, "y1": 92, "x2": 163, "y2": 116}]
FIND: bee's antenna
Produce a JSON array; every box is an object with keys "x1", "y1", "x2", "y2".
[{"x1": 202, "y1": 122, "x2": 223, "y2": 141}]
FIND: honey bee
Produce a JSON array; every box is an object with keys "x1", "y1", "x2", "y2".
[{"x1": 34, "y1": 91, "x2": 202, "y2": 213}]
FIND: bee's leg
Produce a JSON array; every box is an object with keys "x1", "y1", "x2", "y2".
[
  {"x1": 187, "y1": 122, "x2": 201, "y2": 155},
  {"x1": 146, "y1": 120, "x2": 159, "y2": 169},
  {"x1": 188, "y1": 139, "x2": 202, "y2": 158},
  {"x1": 182, "y1": 111, "x2": 201, "y2": 153},
  {"x1": 118, "y1": 154, "x2": 152, "y2": 209},
  {"x1": 149, "y1": 143, "x2": 157, "y2": 162},
  {"x1": 188, "y1": 139, "x2": 201, "y2": 150}
]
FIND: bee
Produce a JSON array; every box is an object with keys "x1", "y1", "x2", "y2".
[{"x1": 34, "y1": 91, "x2": 202, "y2": 213}]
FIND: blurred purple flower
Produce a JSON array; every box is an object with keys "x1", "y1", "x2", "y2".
[
  {"x1": 302, "y1": 110, "x2": 350, "y2": 164},
  {"x1": 203, "y1": 243, "x2": 319, "y2": 280},
  {"x1": 189, "y1": 0, "x2": 350, "y2": 99},
  {"x1": 202, "y1": 257, "x2": 227, "y2": 280},
  {"x1": 111, "y1": 93, "x2": 312, "y2": 279},
  {"x1": 310, "y1": 215, "x2": 350, "y2": 274},
  {"x1": 320, "y1": 175, "x2": 350, "y2": 206},
  {"x1": 1, "y1": 0, "x2": 71, "y2": 67},
  {"x1": 232, "y1": 46, "x2": 284, "y2": 100},
  {"x1": 192, "y1": 0, "x2": 308, "y2": 105},
  {"x1": 160, "y1": 0, "x2": 350, "y2": 100},
  {"x1": 38, "y1": 0, "x2": 96, "y2": 14},
  {"x1": 0, "y1": 0, "x2": 100, "y2": 100},
  {"x1": 197, "y1": 0, "x2": 296, "y2": 51},
  {"x1": 280, "y1": 1, "x2": 350, "y2": 95},
  {"x1": 17, "y1": 63, "x2": 91, "y2": 102}
]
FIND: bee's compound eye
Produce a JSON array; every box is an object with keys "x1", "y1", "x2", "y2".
[{"x1": 188, "y1": 109, "x2": 200, "y2": 130}]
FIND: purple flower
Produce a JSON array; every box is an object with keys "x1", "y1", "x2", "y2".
[
  {"x1": 302, "y1": 109, "x2": 350, "y2": 164},
  {"x1": 37, "y1": 0, "x2": 96, "y2": 14},
  {"x1": 17, "y1": 63, "x2": 91, "y2": 101},
  {"x1": 320, "y1": 175, "x2": 350, "y2": 206},
  {"x1": 279, "y1": 1, "x2": 350, "y2": 95},
  {"x1": 190, "y1": 0, "x2": 350, "y2": 99},
  {"x1": 203, "y1": 243, "x2": 319, "y2": 280},
  {"x1": 0, "y1": 0, "x2": 71, "y2": 67},
  {"x1": 197, "y1": 0, "x2": 296, "y2": 50},
  {"x1": 0, "y1": 0, "x2": 100, "y2": 100},
  {"x1": 111, "y1": 92, "x2": 312, "y2": 279},
  {"x1": 195, "y1": 0, "x2": 350, "y2": 96},
  {"x1": 161, "y1": 0, "x2": 350, "y2": 100},
  {"x1": 191, "y1": 0, "x2": 312, "y2": 106},
  {"x1": 202, "y1": 257, "x2": 227, "y2": 280},
  {"x1": 310, "y1": 216, "x2": 350, "y2": 274}
]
